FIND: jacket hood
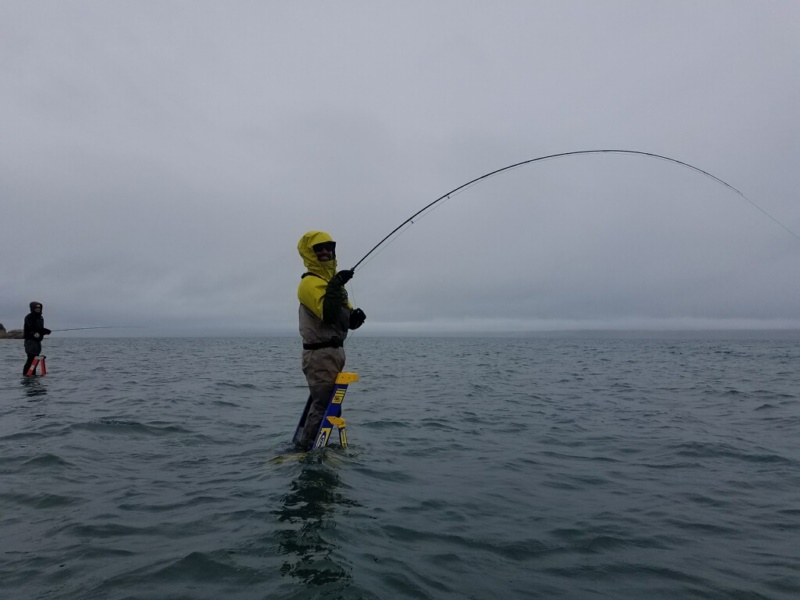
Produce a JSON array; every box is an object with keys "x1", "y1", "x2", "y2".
[
  {"x1": 297, "y1": 231, "x2": 337, "y2": 279},
  {"x1": 29, "y1": 301, "x2": 43, "y2": 312}
]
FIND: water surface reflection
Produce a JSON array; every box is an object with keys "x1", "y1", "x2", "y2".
[{"x1": 274, "y1": 454, "x2": 360, "y2": 589}]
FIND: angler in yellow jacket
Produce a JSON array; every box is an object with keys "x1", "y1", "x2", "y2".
[{"x1": 296, "y1": 231, "x2": 366, "y2": 450}]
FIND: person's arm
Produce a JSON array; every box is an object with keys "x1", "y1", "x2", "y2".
[
  {"x1": 298, "y1": 276, "x2": 327, "y2": 320},
  {"x1": 25, "y1": 315, "x2": 50, "y2": 338},
  {"x1": 322, "y1": 272, "x2": 351, "y2": 324}
]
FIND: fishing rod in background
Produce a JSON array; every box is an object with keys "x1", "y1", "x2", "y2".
[
  {"x1": 350, "y1": 149, "x2": 800, "y2": 272},
  {"x1": 51, "y1": 326, "x2": 142, "y2": 333}
]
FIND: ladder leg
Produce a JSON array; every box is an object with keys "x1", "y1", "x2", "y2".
[{"x1": 26, "y1": 357, "x2": 39, "y2": 377}]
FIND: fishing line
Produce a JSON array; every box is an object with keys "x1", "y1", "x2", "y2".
[
  {"x1": 52, "y1": 326, "x2": 141, "y2": 332},
  {"x1": 350, "y1": 149, "x2": 800, "y2": 271}
]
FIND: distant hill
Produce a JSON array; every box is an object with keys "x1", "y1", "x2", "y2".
[{"x1": 0, "y1": 324, "x2": 23, "y2": 339}]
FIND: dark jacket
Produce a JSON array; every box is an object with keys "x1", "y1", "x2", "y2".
[{"x1": 24, "y1": 313, "x2": 51, "y2": 341}]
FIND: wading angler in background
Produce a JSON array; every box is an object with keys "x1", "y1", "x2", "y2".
[
  {"x1": 23, "y1": 301, "x2": 51, "y2": 376},
  {"x1": 295, "y1": 231, "x2": 366, "y2": 450}
]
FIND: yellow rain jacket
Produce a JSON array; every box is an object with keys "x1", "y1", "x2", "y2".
[{"x1": 297, "y1": 231, "x2": 352, "y2": 347}]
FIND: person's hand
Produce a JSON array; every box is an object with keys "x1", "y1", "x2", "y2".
[
  {"x1": 43, "y1": 328, "x2": 52, "y2": 335},
  {"x1": 349, "y1": 308, "x2": 366, "y2": 330},
  {"x1": 332, "y1": 269, "x2": 354, "y2": 286}
]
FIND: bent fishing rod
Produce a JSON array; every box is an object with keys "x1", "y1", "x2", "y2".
[{"x1": 350, "y1": 149, "x2": 800, "y2": 272}]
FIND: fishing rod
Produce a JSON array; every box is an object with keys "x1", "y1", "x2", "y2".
[
  {"x1": 52, "y1": 326, "x2": 140, "y2": 332},
  {"x1": 351, "y1": 149, "x2": 800, "y2": 271}
]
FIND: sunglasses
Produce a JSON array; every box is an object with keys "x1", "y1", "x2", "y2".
[{"x1": 313, "y1": 242, "x2": 336, "y2": 253}]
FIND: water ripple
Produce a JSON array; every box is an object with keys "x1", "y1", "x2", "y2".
[{"x1": 1, "y1": 336, "x2": 799, "y2": 599}]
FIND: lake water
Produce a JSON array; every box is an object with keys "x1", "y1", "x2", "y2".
[{"x1": 1, "y1": 335, "x2": 798, "y2": 599}]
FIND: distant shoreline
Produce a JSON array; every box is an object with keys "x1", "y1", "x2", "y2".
[{"x1": 2, "y1": 329, "x2": 800, "y2": 340}]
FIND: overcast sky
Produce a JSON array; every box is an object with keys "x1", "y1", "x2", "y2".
[{"x1": 2, "y1": 1, "x2": 799, "y2": 335}]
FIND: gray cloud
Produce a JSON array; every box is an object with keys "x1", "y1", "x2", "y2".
[{"x1": 2, "y1": 1, "x2": 799, "y2": 335}]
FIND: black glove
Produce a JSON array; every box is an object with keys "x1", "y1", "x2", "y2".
[
  {"x1": 43, "y1": 328, "x2": 52, "y2": 336},
  {"x1": 331, "y1": 269, "x2": 354, "y2": 286},
  {"x1": 349, "y1": 308, "x2": 366, "y2": 330}
]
